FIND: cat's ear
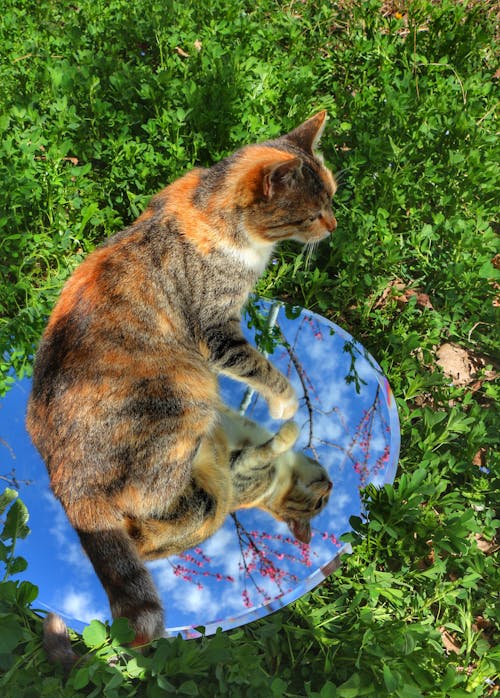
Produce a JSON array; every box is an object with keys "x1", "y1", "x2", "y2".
[
  {"x1": 262, "y1": 157, "x2": 303, "y2": 199},
  {"x1": 284, "y1": 110, "x2": 327, "y2": 154},
  {"x1": 287, "y1": 519, "x2": 312, "y2": 544}
]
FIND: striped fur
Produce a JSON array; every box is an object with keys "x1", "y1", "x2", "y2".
[{"x1": 27, "y1": 111, "x2": 337, "y2": 655}]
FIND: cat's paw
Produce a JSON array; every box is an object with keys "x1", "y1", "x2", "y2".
[
  {"x1": 269, "y1": 390, "x2": 298, "y2": 420},
  {"x1": 272, "y1": 421, "x2": 300, "y2": 453}
]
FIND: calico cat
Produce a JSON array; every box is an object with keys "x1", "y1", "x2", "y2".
[
  {"x1": 26, "y1": 110, "x2": 337, "y2": 648},
  {"x1": 43, "y1": 407, "x2": 332, "y2": 671}
]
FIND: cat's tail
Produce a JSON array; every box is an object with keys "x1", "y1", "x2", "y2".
[
  {"x1": 76, "y1": 527, "x2": 165, "y2": 646},
  {"x1": 43, "y1": 528, "x2": 164, "y2": 673},
  {"x1": 43, "y1": 612, "x2": 79, "y2": 673}
]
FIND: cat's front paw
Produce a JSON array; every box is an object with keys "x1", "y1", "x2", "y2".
[
  {"x1": 269, "y1": 390, "x2": 298, "y2": 420},
  {"x1": 271, "y1": 421, "x2": 300, "y2": 453}
]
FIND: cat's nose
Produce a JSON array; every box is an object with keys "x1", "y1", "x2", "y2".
[{"x1": 324, "y1": 213, "x2": 337, "y2": 233}]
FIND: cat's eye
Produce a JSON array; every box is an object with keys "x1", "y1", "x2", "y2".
[{"x1": 308, "y1": 213, "x2": 321, "y2": 222}]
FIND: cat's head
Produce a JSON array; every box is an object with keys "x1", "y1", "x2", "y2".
[
  {"x1": 234, "y1": 111, "x2": 337, "y2": 246},
  {"x1": 264, "y1": 450, "x2": 333, "y2": 544}
]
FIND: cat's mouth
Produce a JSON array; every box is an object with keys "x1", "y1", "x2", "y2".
[
  {"x1": 293, "y1": 227, "x2": 332, "y2": 244},
  {"x1": 287, "y1": 518, "x2": 312, "y2": 544},
  {"x1": 266, "y1": 221, "x2": 334, "y2": 243},
  {"x1": 284, "y1": 485, "x2": 332, "y2": 545},
  {"x1": 313, "y1": 228, "x2": 332, "y2": 240}
]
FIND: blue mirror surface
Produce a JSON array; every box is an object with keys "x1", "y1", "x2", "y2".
[{"x1": 0, "y1": 299, "x2": 399, "y2": 637}]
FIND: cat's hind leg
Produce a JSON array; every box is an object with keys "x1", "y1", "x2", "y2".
[{"x1": 127, "y1": 482, "x2": 224, "y2": 561}]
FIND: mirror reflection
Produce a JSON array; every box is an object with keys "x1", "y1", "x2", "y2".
[{"x1": 0, "y1": 299, "x2": 399, "y2": 637}]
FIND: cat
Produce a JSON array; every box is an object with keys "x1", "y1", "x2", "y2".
[
  {"x1": 26, "y1": 110, "x2": 337, "y2": 650},
  {"x1": 42, "y1": 406, "x2": 332, "y2": 671}
]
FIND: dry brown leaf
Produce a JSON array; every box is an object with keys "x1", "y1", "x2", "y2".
[
  {"x1": 193, "y1": 40, "x2": 202, "y2": 52},
  {"x1": 34, "y1": 152, "x2": 79, "y2": 166},
  {"x1": 174, "y1": 46, "x2": 189, "y2": 58},
  {"x1": 412, "y1": 392, "x2": 436, "y2": 408},
  {"x1": 473, "y1": 615, "x2": 494, "y2": 634},
  {"x1": 439, "y1": 626, "x2": 461, "y2": 655},
  {"x1": 374, "y1": 278, "x2": 434, "y2": 310},
  {"x1": 492, "y1": 284, "x2": 500, "y2": 307},
  {"x1": 417, "y1": 539, "x2": 436, "y2": 569},
  {"x1": 472, "y1": 447, "x2": 487, "y2": 467},
  {"x1": 435, "y1": 343, "x2": 476, "y2": 386},
  {"x1": 435, "y1": 343, "x2": 497, "y2": 388},
  {"x1": 474, "y1": 533, "x2": 498, "y2": 555},
  {"x1": 373, "y1": 278, "x2": 406, "y2": 309},
  {"x1": 414, "y1": 291, "x2": 433, "y2": 309}
]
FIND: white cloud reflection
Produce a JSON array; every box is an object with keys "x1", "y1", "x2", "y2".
[
  {"x1": 42, "y1": 491, "x2": 94, "y2": 575},
  {"x1": 59, "y1": 588, "x2": 106, "y2": 623}
]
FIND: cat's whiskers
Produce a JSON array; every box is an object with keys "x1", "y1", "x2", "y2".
[
  {"x1": 304, "y1": 240, "x2": 319, "y2": 270},
  {"x1": 333, "y1": 168, "x2": 349, "y2": 188}
]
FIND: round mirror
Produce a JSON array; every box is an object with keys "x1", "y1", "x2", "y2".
[{"x1": 1, "y1": 298, "x2": 399, "y2": 637}]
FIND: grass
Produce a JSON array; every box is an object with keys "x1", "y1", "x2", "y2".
[{"x1": 0, "y1": 0, "x2": 498, "y2": 695}]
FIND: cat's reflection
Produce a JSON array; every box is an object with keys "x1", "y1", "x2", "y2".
[{"x1": 126, "y1": 405, "x2": 332, "y2": 559}]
